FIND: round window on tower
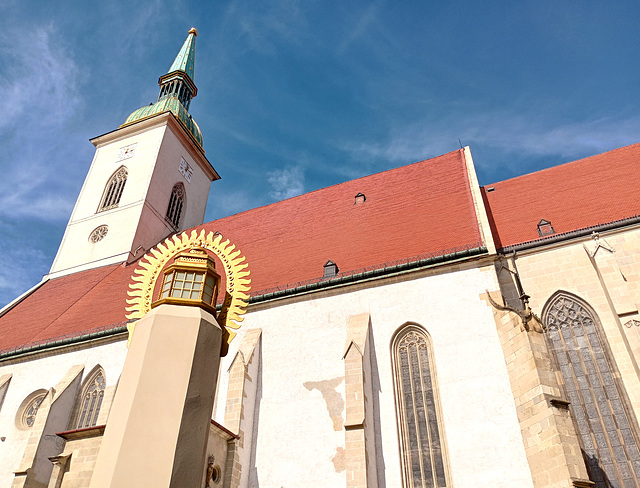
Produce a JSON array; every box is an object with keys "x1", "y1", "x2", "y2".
[{"x1": 89, "y1": 225, "x2": 109, "y2": 244}]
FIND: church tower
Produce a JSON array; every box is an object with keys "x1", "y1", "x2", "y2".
[{"x1": 49, "y1": 28, "x2": 219, "y2": 277}]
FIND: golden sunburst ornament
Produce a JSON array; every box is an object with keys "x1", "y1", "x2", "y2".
[{"x1": 125, "y1": 229, "x2": 251, "y2": 352}]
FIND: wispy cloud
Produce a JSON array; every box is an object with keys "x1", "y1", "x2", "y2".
[
  {"x1": 222, "y1": 0, "x2": 308, "y2": 54},
  {"x1": 0, "y1": 26, "x2": 80, "y2": 129},
  {"x1": 343, "y1": 111, "x2": 640, "y2": 172},
  {"x1": 338, "y1": 1, "x2": 383, "y2": 54},
  {"x1": 0, "y1": 245, "x2": 48, "y2": 305},
  {"x1": 267, "y1": 166, "x2": 305, "y2": 200},
  {"x1": 0, "y1": 24, "x2": 83, "y2": 220},
  {"x1": 205, "y1": 188, "x2": 257, "y2": 220}
]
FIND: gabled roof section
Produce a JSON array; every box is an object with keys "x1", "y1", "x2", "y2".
[
  {"x1": 483, "y1": 142, "x2": 640, "y2": 250},
  {"x1": 198, "y1": 148, "x2": 484, "y2": 296},
  {"x1": 0, "y1": 148, "x2": 484, "y2": 354}
]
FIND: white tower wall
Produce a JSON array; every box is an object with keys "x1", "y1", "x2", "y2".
[{"x1": 49, "y1": 113, "x2": 219, "y2": 278}]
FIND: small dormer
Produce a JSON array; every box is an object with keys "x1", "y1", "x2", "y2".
[
  {"x1": 323, "y1": 260, "x2": 339, "y2": 278},
  {"x1": 537, "y1": 219, "x2": 555, "y2": 237}
]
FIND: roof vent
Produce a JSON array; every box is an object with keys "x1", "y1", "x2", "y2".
[
  {"x1": 354, "y1": 193, "x2": 366, "y2": 205},
  {"x1": 537, "y1": 219, "x2": 555, "y2": 237},
  {"x1": 486, "y1": 187, "x2": 496, "y2": 192},
  {"x1": 323, "y1": 260, "x2": 339, "y2": 278}
]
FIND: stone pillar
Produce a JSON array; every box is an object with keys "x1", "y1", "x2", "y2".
[
  {"x1": 342, "y1": 313, "x2": 377, "y2": 488},
  {"x1": 484, "y1": 291, "x2": 593, "y2": 488},
  {"x1": 47, "y1": 454, "x2": 71, "y2": 488},
  {"x1": 222, "y1": 328, "x2": 262, "y2": 488},
  {"x1": 89, "y1": 304, "x2": 222, "y2": 488}
]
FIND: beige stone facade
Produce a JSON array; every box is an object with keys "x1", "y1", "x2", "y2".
[
  {"x1": 485, "y1": 291, "x2": 592, "y2": 487},
  {"x1": 513, "y1": 227, "x2": 640, "y2": 423}
]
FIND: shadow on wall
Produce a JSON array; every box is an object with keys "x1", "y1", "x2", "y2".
[
  {"x1": 584, "y1": 450, "x2": 609, "y2": 488},
  {"x1": 248, "y1": 336, "x2": 262, "y2": 488},
  {"x1": 369, "y1": 325, "x2": 386, "y2": 488}
]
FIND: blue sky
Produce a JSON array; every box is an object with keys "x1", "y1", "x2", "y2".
[{"x1": 1, "y1": 0, "x2": 640, "y2": 306}]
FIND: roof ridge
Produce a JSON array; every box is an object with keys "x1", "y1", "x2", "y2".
[
  {"x1": 196, "y1": 148, "x2": 465, "y2": 227},
  {"x1": 486, "y1": 141, "x2": 640, "y2": 188}
]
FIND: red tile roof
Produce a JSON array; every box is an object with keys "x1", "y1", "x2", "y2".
[
  {"x1": 0, "y1": 149, "x2": 483, "y2": 353},
  {"x1": 483, "y1": 143, "x2": 640, "y2": 249},
  {"x1": 0, "y1": 263, "x2": 131, "y2": 354},
  {"x1": 200, "y1": 148, "x2": 482, "y2": 296}
]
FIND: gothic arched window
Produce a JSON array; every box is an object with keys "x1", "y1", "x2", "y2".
[
  {"x1": 166, "y1": 183, "x2": 185, "y2": 228},
  {"x1": 392, "y1": 324, "x2": 449, "y2": 488},
  {"x1": 543, "y1": 292, "x2": 640, "y2": 487},
  {"x1": 75, "y1": 368, "x2": 106, "y2": 429},
  {"x1": 98, "y1": 166, "x2": 128, "y2": 212}
]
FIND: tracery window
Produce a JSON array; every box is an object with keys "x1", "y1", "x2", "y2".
[
  {"x1": 16, "y1": 389, "x2": 47, "y2": 429},
  {"x1": 166, "y1": 183, "x2": 185, "y2": 228},
  {"x1": 543, "y1": 292, "x2": 640, "y2": 487},
  {"x1": 75, "y1": 368, "x2": 106, "y2": 429},
  {"x1": 392, "y1": 325, "x2": 448, "y2": 488},
  {"x1": 24, "y1": 394, "x2": 45, "y2": 428},
  {"x1": 98, "y1": 166, "x2": 128, "y2": 212}
]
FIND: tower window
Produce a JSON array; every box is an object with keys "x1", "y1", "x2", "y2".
[
  {"x1": 98, "y1": 166, "x2": 128, "y2": 212},
  {"x1": 166, "y1": 183, "x2": 186, "y2": 228}
]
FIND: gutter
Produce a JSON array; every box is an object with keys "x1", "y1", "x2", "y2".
[
  {"x1": 0, "y1": 245, "x2": 487, "y2": 361},
  {"x1": 249, "y1": 245, "x2": 487, "y2": 304},
  {"x1": 498, "y1": 215, "x2": 640, "y2": 254},
  {"x1": 0, "y1": 325, "x2": 128, "y2": 361}
]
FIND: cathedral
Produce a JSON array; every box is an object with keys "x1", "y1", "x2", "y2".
[{"x1": 0, "y1": 29, "x2": 640, "y2": 488}]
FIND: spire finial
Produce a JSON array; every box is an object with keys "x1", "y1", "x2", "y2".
[
  {"x1": 165, "y1": 30, "x2": 197, "y2": 82},
  {"x1": 154, "y1": 30, "x2": 199, "y2": 110}
]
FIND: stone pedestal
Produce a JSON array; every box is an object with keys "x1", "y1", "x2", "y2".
[{"x1": 90, "y1": 304, "x2": 222, "y2": 488}]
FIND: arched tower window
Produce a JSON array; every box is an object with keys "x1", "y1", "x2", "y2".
[
  {"x1": 392, "y1": 324, "x2": 449, "y2": 488},
  {"x1": 75, "y1": 367, "x2": 106, "y2": 429},
  {"x1": 543, "y1": 292, "x2": 640, "y2": 487},
  {"x1": 98, "y1": 166, "x2": 128, "y2": 212},
  {"x1": 166, "y1": 183, "x2": 185, "y2": 228}
]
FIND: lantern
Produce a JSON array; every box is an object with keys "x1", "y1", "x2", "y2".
[{"x1": 152, "y1": 247, "x2": 221, "y2": 316}]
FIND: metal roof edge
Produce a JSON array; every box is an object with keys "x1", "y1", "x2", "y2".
[
  {"x1": 248, "y1": 245, "x2": 488, "y2": 305},
  {"x1": 0, "y1": 245, "x2": 488, "y2": 360},
  {"x1": 0, "y1": 324, "x2": 129, "y2": 362},
  {"x1": 498, "y1": 215, "x2": 640, "y2": 254}
]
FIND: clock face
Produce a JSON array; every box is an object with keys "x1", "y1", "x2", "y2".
[
  {"x1": 179, "y1": 157, "x2": 193, "y2": 183},
  {"x1": 117, "y1": 143, "x2": 137, "y2": 162}
]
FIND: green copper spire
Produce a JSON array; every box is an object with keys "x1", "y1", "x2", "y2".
[
  {"x1": 167, "y1": 27, "x2": 197, "y2": 82},
  {"x1": 122, "y1": 29, "x2": 204, "y2": 151},
  {"x1": 156, "y1": 28, "x2": 199, "y2": 110}
]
